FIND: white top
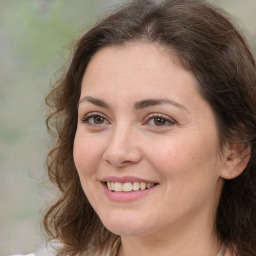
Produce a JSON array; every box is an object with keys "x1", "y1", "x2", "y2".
[
  {"x1": 11, "y1": 243, "x2": 226, "y2": 256},
  {"x1": 12, "y1": 255, "x2": 35, "y2": 256}
]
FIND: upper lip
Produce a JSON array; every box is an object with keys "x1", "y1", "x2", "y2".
[{"x1": 101, "y1": 176, "x2": 158, "y2": 184}]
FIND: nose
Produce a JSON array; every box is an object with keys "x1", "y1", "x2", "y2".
[{"x1": 103, "y1": 126, "x2": 142, "y2": 168}]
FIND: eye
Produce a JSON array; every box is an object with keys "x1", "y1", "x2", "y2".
[
  {"x1": 81, "y1": 112, "x2": 109, "y2": 126},
  {"x1": 144, "y1": 113, "x2": 175, "y2": 127}
]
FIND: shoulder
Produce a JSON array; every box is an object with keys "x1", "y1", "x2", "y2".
[
  {"x1": 10, "y1": 239, "x2": 117, "y2": 256},
  {"x1": 10, "y1": 254, "x2": 35, "y2": 256},
  {"x1": 223, "y1": 247, "x2": 234, "y2": 256}
]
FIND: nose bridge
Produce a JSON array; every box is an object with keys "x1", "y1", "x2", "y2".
[
  {"x1": 111, "y1": 119, "x2": 133, "y2": 147},
  {"x1": 103, "y1": 119, "x2": 141, "y2": 167}
]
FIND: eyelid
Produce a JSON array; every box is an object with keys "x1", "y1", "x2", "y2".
[
  {"x1": 143, "y1": 113, "x2": 176, "y2": 126},
  {"x1": 80, "y1": 112, "x2": 110, "y2": 125},
  {"x1": 80, "y1": 111, "x2": 175, "y2": 128}
]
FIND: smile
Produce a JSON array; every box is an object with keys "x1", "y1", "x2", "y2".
[
  {"x1": 101, "y1": 176, "x2": 159, "y2": 201},
  {"x1": 106, "y1": 181, "x2": 156, "y2": 192}
]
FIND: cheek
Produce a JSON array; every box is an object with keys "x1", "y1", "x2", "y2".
[
  {"x1": 146, "y1": 133, "x2": 220, "y2": 182},
  {"x1": 147, "y1": 136, "x2": 222, "y2": 216},
  {"x1": 73, "y1": 135, "x2": 104, "y2": 202},
  {"x1": 73, "y1": 134, "x2": 103, "y2": 177}
]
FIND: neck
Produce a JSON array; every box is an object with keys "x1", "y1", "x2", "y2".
[
  {"x1": 119, "y1": 234, "x2": 221, "y2": 256},
  {"x1": 118, "y1": 211, "x2": 221, "y2": 256}
]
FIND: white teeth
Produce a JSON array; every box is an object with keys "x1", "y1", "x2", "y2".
[
  {"x1": 111, "y1": 182, "x2": 115, "y2": 191},
  {"x1": 106, "y1": 181, "x2": 155, "y2": 192},
  {"x1": 140, "y1": 182, "x2": 146, "y2": 190},
  {"x1": 132, "y1": 182, "x2": 140, "y2": 191},
  {"x1": 123, "y1": 182, "x2": 132, "y2": 192},
  {"x1": 147, "y1": 183, "x2": 154, "y2": 189},
  {"x1": 115, "y1": 182, "x2": 123, "y2": 192}
]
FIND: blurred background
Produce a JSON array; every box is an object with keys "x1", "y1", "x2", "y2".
[{"x1": 1, "y1": 0, "x2": 255, "y2": 255}]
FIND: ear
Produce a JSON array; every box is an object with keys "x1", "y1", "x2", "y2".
[{"x1": 220, "y1": 143, "x2": 251, "y2": 180}]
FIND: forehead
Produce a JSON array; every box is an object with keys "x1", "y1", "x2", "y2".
[
  {"x1": 80, "y1": 43, "x2": 215, "y2": 123},
  {"x1": 79, "y1": 42, "x2": 220, "y2": 138},
  {"x1": 81, "y1": 42, "x2": 198, "y2": 95}
]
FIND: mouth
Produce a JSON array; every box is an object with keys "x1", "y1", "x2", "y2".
[
  {"x1": 101, "y1": 177, "x2": 159, "y2": 201},
  {"x1": 104, "y1": 181, "x2": 158, "y2": 192}
]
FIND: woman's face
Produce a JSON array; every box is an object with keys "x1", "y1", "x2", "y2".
[{"x1": 73, "y1": 43, "x2": 226, "y2": 237}]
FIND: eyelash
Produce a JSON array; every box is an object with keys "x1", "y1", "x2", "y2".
[
  {"x1": 80, "y1": 112, "x2": 176, "y2": 128},
  {"x1": 143, "y1": 113, "x2": 176, "y2": 127},
  {"x1": 80, "y1": 112, "x2": 109, "y2": 126}
]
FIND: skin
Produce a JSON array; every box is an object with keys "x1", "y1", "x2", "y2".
[{"x1": 73, "y1": 42, "x2": 240, "y2": 256}]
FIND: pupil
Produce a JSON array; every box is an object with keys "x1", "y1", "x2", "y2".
[
  {"x1": 154, "y1": 117, "x2": 165, "y2": 125},
  {"x1": 94, "y1": 116, "x2": 104, "y2": 124}
]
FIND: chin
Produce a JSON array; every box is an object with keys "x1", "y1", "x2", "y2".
[
  {"x1": 105, "y1": 223, "x2": 146, "y2": 236},
  {"x1": 100, "y1": 213, "x2": 157, "y2": 237}
]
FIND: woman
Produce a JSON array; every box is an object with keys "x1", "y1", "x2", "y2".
[{"x1": 41, "y1": 0, "x2": 256, "y2": 255}]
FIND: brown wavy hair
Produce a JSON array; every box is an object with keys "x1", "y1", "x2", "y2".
[{"x1": 44, "y1": 0, "x2": 256, "y2": 255}]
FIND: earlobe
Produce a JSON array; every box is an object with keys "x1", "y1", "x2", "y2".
[{"x1": 220, "y1": 143, "x2": 251, "y2": 180}]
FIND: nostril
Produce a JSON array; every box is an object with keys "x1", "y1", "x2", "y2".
[
  {"x1": 103, "y1": 154, "x2": 134, "y2": 168},
  {"x1": 102, "y1": 139, "x2": 142, "y2": 167}
]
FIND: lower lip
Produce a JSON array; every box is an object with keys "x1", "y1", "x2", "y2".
[{"x1": 102, "y1": 182, "x2": 158, "y2": 202}]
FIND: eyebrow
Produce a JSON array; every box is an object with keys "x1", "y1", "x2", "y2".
[
  {"x1": 79, "y1": 96, "x2": 189, "y2": 112},
  {"x1": 79, "y1": 96, "x2": 110, "y2": 108},
  {"x1": 135, "y1": 98, "x2": 189, "y2": 112}
]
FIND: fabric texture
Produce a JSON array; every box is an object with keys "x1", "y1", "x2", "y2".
[{"x1": 11, "y1": 243, "x2": 226, "y2": 256}]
